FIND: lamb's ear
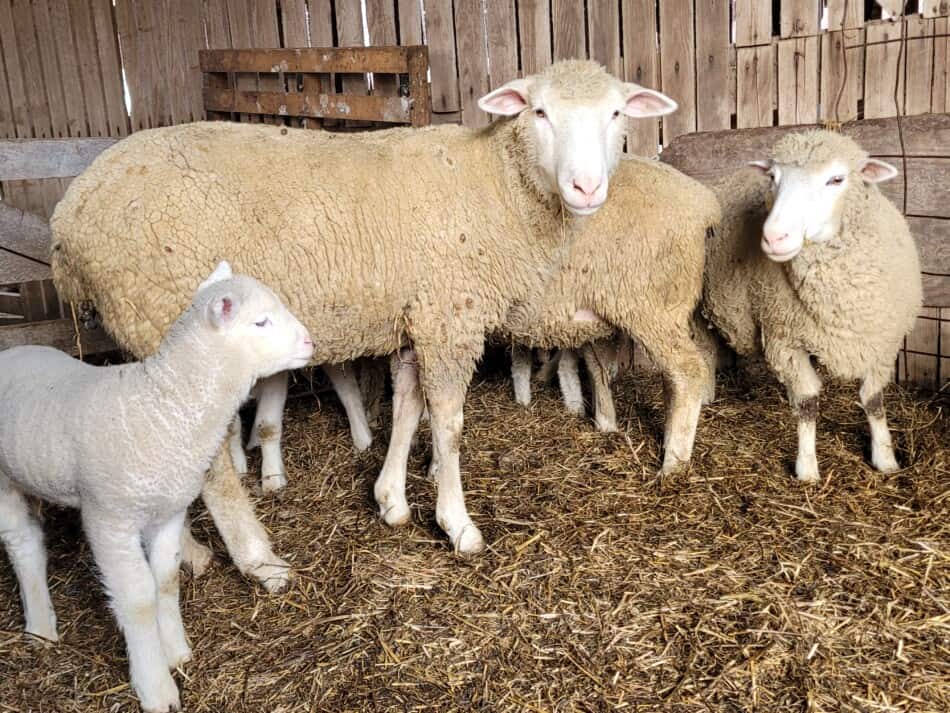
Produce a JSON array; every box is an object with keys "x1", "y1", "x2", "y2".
[
  {"x1": 198, "y1": 260, "x2": 233, "y2": 292},
  {"x1": 206, "y1": 293, "x2": 240, "y2": 330},
  {"x1": 859, "y1": 158, "x2": 898, "y2": 184},
  {"x1": 748, "y1": 160, "x2": 773, "y2": 174},
  {"x1": 477, "y1": 79, "x2": 532, "y2": 116},
  {"x1": 621, "y1": 84, "x2": 678, "y2": 118}
]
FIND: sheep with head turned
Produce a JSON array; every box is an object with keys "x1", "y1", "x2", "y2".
[
  {"x1": 51, "y1": 60, "x2": 677, "y2": 580},
  {"x1": 701, "y1": 129, "x2": 922, "y2": 482},
  {"x1": 0, "y1": 262, "x2": 311, "y2": 712}
]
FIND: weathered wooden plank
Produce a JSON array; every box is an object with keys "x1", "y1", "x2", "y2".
[
  {"x1": 70, "y1": 0, "x2": 111, "y2": 136},
  {"x1": 486, "y1": 0, "x2": 518, "y2": 88},
  {"x1": 11, "y1": 0, "x2": 52, "y2": 139},
  {"x1": 864, "y1": 21, "x2": 905, "y2": 119},
  {"x1": 777, "y1": 36, "x2": 820, "y2": 125},
  {"x1": 0, "y1": 0, "x2": 30, "y2": 138},
  {"x1": 18, "y1": 280, "x2": 59, "y2": 321},
  {"x1": 366, "y1": 0, "x2": 398, "y2": 95},
  {"x1": 115, "y1": 0, "x2": 152, "y2": 130},
  {"x1": 31, "y1": 0, "x2": 69, "y2": 139},
  {"x1": 398, "y1": 0, "x2": 423, "y2": 45},
  {"x1": 0, "y1": 137, "x2": 116, "y2": 181},
  {"x1": 279, "y1": 0, "x2": 308, "y2": 46},
  {"x1": 203, "y1": 87, "x2": 411, "y2": 123},
  {"x1": 659, "y1": 0, "x2": 696, "y2": 144},
  {"x1": 735, "y1": 0, "x2": 771, "y2": 46},
  {"x1": 518, "y1": 0, "x2": 552, "y2": 75},
  {"x1": 424, "y1": 0, "x2": 460, "y2": 113},
  {"x1": 91, "y1": 0, "x2": 130, "y2": 135},
  {"x1": 587, "y1": 1, "x2": 621, "y2": 77},
  {"x1": 48, "y1": 0, "x2": 87, "y2": 136},
  {"x1": 552, "y1": 0, "x2": 585, "y2": 61},
  {"x1": 453, "y1": 0, "x2": 490, "y2": 128},
  {"x1": 0, "y1": 250, "x2": 50, "y2": 283},
  {"x1": 905, "y1": 157, "x2": 950, "y2": 217},
  {"x1": 203, "y1": 0, "x2": 232, "y2": 49},
  {"x1": 0, "y1": 202, "x2": 51, "y2": 264},
  {"x1": 622, "y1": 0, "x2": 659, "y2": 156},
  {"x1": 406, "y1": 45, "x2": 431, "y2": 127},
  {"x1": 199, "y1": 47, "x2": 414, "y2": 74},
  {"x1": 0, "y1": 1, "x2": 16, "y2": 139},
  {"x1": 820, "y1": 29, "x2": 863, "y2": 123},
  {"x1": 737, "y1": 45, "x2": 775, "y2": 128},
  {"x1": 695, "y1": 0, "x2": 731, "y2": 132},
  {"x1": 904, "y1": 308, "x2": 941, "y2": 387},
  {"x1": 907, "y1": 216, "x2": 950, "y2": 275},
  {"x1": 828, "y1": 0, "x2": 864, "y2": 31},
  {"x1": 920, "y1": 275, "x2": 950, "y2": 307},
  {"x1": 933, "y1": 17, "x2": 948, "y2": 112},
  {"x1": 334, "y1": 0, "x2": 368, "y2": 99},
  {"x1": 905, "y1": 17, "x2": 936, "y2": 116},
  {"x1": 780, "y1": 0, "x2": 821, "y2": 38},
  {"x1": 0, "y1": 317, "x2": 116, "y2": 356}
]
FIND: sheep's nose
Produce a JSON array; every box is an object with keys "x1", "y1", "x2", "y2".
[
  {"x1": 763, "y1": 229, "x2": 791, "y2": 248},
  {"x1": 572, "y1": 176, "x2": 601, "y2": 200}
]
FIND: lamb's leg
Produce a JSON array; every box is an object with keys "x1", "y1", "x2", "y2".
[
  {"x1": 374, "y1": 349, "x2": 425, "y2": 526},
  {"x1": 145, "y1": 511, "x2": 191, "y2": 669},
  {"x1": 324, "y1": 363, "x2": 373, "y2": 452},
  {"x1": 358, "y1": 357, "x2": 387, "y2": 428},
  {"x1": 201, "y1": 447, "x2": 291, "y2": 593},
  {"x1": 179, "y1": 517, "x2": 212, "y2": 577},
  {"x1": 768, "y1": 344, "x2": 822, "y2": 483},
  {"x1": 689, "y1": 315, "x2": 720, "y2": 405},
  {"x1": 426, "y1": 380, "x2": 484, "y2": 555},
  {"x1": 84, "y1": 515, "x2": 179, "y2": 713},
  {"x1": 0, "y1": 476, "x2": 57, "y2": 641},
  {"x1": 248, "y1": 371, "x2": 288, "y2": 492},
  {"x1": 583, "y1": 339, "x2": 618, "y2": 432},
  {"x1": 228, "y1": 414, "x2": 248, "y2": 476},
  {"x1": 860, "y1": 375, "x2": 899, "y2": 473},
  {"x1": 511, "y1": 344, "x2": 533, "y2": 406},
  {"x1": 535, "y1": 349, "x2": 560, "y2": 383},
  {"x1": 557, "y1": 349, "x2": 585, "y2": 416}
]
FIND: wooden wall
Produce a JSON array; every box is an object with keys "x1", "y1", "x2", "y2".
[{"x1": 0, "y1": 0, "x2": 948, "y2": 387}]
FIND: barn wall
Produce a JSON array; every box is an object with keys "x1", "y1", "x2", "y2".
[{"x1": 0, "y1": 0, "x2": 947, "y2": 387}]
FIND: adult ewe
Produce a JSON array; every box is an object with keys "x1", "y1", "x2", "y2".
[
  {"x1": 51, "y1": 61, "x2": 677, "y2": 581},
  {"x1": 703, "y1": 130, "x2": 922, "y2": 482},
  {"x1": 0, "y1": 262, "x2": 311, "y2": 712}
]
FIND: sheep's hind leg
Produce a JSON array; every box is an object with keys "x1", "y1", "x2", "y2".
[
  {"x1": 84, "y1": 514, "x2": 179, "y2": 713},
  {"x1": 374, "y1": 349, "x2": 425, "y2": 526},
  {"x1": 146, "y1": 511, "x2": 191, "y2": 669},
  {"x1": 768, "y1": 344, "x2": 822, "y2": 483},
  {"x1": 511, "y1": 344, "x2": 533, "y2": 407},
  {"x1": 583, "y1": 339, "x2": 618, "y2": 432},
  {"x1": 179, "y1": 517, "x2": 212, "y2": 577},
  {"x1": 558, "y1": 350, "x2": 585, "y2": 416},
  {"x1": 248, "y1": 371, "x2": 288, "y2": 492},
  {"x1": 860, "y1": 375, "x2": 899, "y2": 473},
  {"x1": 201, "y1": 447, "x2": 291, "y2": 593},
  {"x1": 0, "y1": 475, "x2": 57, "y2": 641},
  {"x1": 324, "y1": 363, "x2": 373, "y2": 452}
]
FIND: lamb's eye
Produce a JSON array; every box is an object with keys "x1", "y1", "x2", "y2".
[
  {"x1": 827, "y1": 175, "x2": 845, "y2": 186},
  {"x1": 612, "y1": 110, "x2": 621, "y2": 119},
  {"x1": 534, "y1": 108, "x2": 546, "y2": 119},
  {"x1": 254, "y1": 317, "x2": 271, "y2": 328}
]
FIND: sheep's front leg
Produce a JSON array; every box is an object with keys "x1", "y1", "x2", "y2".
[
  {"x1": 201, "y1": 447, "x2": 291, "y2": 593},
  {"x1": 227, "y1": 414, "x2": 248, "y2": 476},
  {"x1": 146, "y1": 512, "x2": 191, "y2": 669},
  {"x1": 860, "y1": 375, "x2": 899, "y2": 473},
  {"x1": 324, "y1": 363, "x2": 373, "y2": 452},
  {"x1": 511, "y1": 344, "x2": 533, "y2": 406},
  {"x1": 248, "y1": 371, "x2": 288, "y2": 492},
  {"x1": 426, "y1": 381, "x2": 484, "y2": 554},
  {"x1": 374, "y1": 349, "x2": 425, "y2": 526},
  {"x1": 768, "y1": 344, "x2": 822, "y2": 482},
  {"x1": 84, "y1": 515, "x2": 179, "y2": 713},
  {"x1": 0, "y1": 476, "x2": 57, "y2": 641},
  {"x1": 557, "y1": 350, "x2": 585, "y2": 416},
  {"x1": 583, "y1": 339, "x2": 618, "y2": 432}
]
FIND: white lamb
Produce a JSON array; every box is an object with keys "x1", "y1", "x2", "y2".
[{"x1": 0, "y1": 262, "x2": 312, "y2": 712}]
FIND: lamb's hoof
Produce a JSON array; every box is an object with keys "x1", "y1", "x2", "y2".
[
  {"x1": 594, "y1": 416, "x2": 617, "y2": 433},
  {"x1": 250, "y1": 557, "x2": 292, "y2": 594},
  {"x1": 873, "y1": 452, "x2": 900, "y2": 474},
  {"x1": 232, "y1": 455, "x2": 249, "y2": 477},
  {"x1": 261, "y1": 472, "x2": 287, "y2": 493},
  {"x1": 181, "y1": 539, "x2": 213, "y2": 578},
  {"x1": 25, "y1": 615, "x2": 58, "y2": 643},
  {"x1": 379, "y1": 500, "x2": 411, "y2": 527},
  {"x1": 137, "y1": 672, "x2": 181, "y2": 713},
  {"x1": 352, "y1": 430, "x2": 373, "y2": 453},
  {"x1": 564, "y1": 400, "x2": 585, "y2": 416},
  {"x1": 450, "y1": 524, "x2": 485, "y2": 556},
  {"x1": 163, "y1": 642, "x2": 192, "y2": 671},
  {"x1": 795, "y1": 458, "x2": 820, "y2": 483}
]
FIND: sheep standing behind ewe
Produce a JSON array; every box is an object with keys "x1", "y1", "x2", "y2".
[
  {"x1": 0, "y1": 262, "x2": 312, "y2": 713},
  {"x1": 51, "y1": 60, "x2": 677, "y2": 584},
  {"x1": 701, "y1": 130, "x2": 922, "y2": 482}
]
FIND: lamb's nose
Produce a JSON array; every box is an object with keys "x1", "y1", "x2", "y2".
[
  {"x1": 572, "y1": 176, "x2": 601, "y2": 199},
  {"x1": 763, "y1": 229, "x2": 790, "y2": 247}
]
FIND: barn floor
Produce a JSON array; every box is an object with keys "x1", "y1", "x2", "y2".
[{"x1": 0, "y1": 364, "x2": 947, "y2": 712}]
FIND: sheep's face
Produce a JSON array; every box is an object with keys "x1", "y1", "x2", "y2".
[
  {"x1": 478, "y1": 61, "x2": 677, "y2": 216},
  {"x1": 197, "y1": 262, "x2": 314, "y2": 377},
  {"x1": 749, "y1": 157, "x2": 898, "y2": 262}
]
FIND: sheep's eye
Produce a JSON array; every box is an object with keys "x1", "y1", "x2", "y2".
[
  {"x1": 827, "y1": 175, "x2": 845, "y2": 186},
  {"x1": 534, "y1": 108, "x2": 546, "y2": 119},
  {"x1": 612, "y1": 109, "x2": 621, "y2": 119},
  {"x1": 254, "y1": 317, "x2": 271, "y2": 328}
]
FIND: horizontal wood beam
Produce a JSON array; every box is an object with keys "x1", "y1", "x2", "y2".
[
  {"x1": 203, "y1": 88, "x2": 411, "y2": 123},
  {"x1": 0, "y1": 202, "x2": 52, "y2": 264},
  {"x1": 199, "y1": 46, "x2": 417, "y2": 74},
  {"x1": 0, "y1": 318, "x2": 115, "y2": 356},
  {"x1": 0, "y1": 138, "x2": 117, "y2": 181}
]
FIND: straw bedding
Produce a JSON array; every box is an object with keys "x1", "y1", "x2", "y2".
[{"x1": 1, "y1": 360, "x2": 947, "y2": 712}]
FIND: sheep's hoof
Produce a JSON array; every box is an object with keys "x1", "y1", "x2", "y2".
[
  {"x1": 261, "y1": 472, "x2": 287, "y2": 493},
  {"x1": 250, "y1": 558, "x2": 292, "y2": 594},
  {"x1": 563, "y1": 400, "x2": 585, "y2": 416},
  {"x1": 25, "y1": 615, "x2": 58, "y2": 643},
  {"x1": 872, "y1": 451, "x2": 900, "y2": 474},
  {"x1": 379, "y1": 500, "x2": 411, "y2": 527},
  {"x1": 795, "y1": 458, "x2": 820, "y2": 483},
  {"x1": 181, "y1": 539, "x2": 213, "y2": 578},
  {"x1": 137, "y1": 672, "x2": 181, "y2": 713},
  {"x1": 594, "y1": 415, "x2": 617, "y2": 433},
  {"x1": 352, "y1": 430, "x2": 373, "y2": 453},
  {"x1": 163, "y1": 642, "x2": 192, "y2": 671},
  {"x1": 451, "y1": 524, "x2": 485, "y2": 556}
]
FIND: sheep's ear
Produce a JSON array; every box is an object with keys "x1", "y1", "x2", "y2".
[
  {"x1": 477, "y1": 79, "x2": 531, "y2": 116},
  {"x1": 748, "y1": 160, "x2": 773, "y2": 174},
  {"x1": 859, "y1": 158, "x2": 898, "y2": 184},
  {"x1": 621, "y1": 85, "x2": 678, "y2": 118},
  {"x1": 206, "y1": 293, "x2": 240, "y2": 330},
  {"x1": 198, "y1": 260, "x2": 233, "y2": 292}
]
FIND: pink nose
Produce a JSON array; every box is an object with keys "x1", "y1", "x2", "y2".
[
  {"x1": 763, "y1": 229, "x2": 791, "y2": 248},
  {"x1": 572, "y1": 176, "x2": 602, "y2": 200}
]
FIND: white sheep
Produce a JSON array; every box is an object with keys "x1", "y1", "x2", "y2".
[
  {"x1": 51, "y1": 61, "x2": 678, "y2": 575},
  {"x1": 0, "y1": 262, "x2": 312, "y2": 712},
  {"x1": 702, "y1": 130, "x2": 922, "y2": 482}
]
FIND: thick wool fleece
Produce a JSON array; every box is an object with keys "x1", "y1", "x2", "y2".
[{"x1": 703, "y1": 131, "x2": 922, "y2": 386}]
